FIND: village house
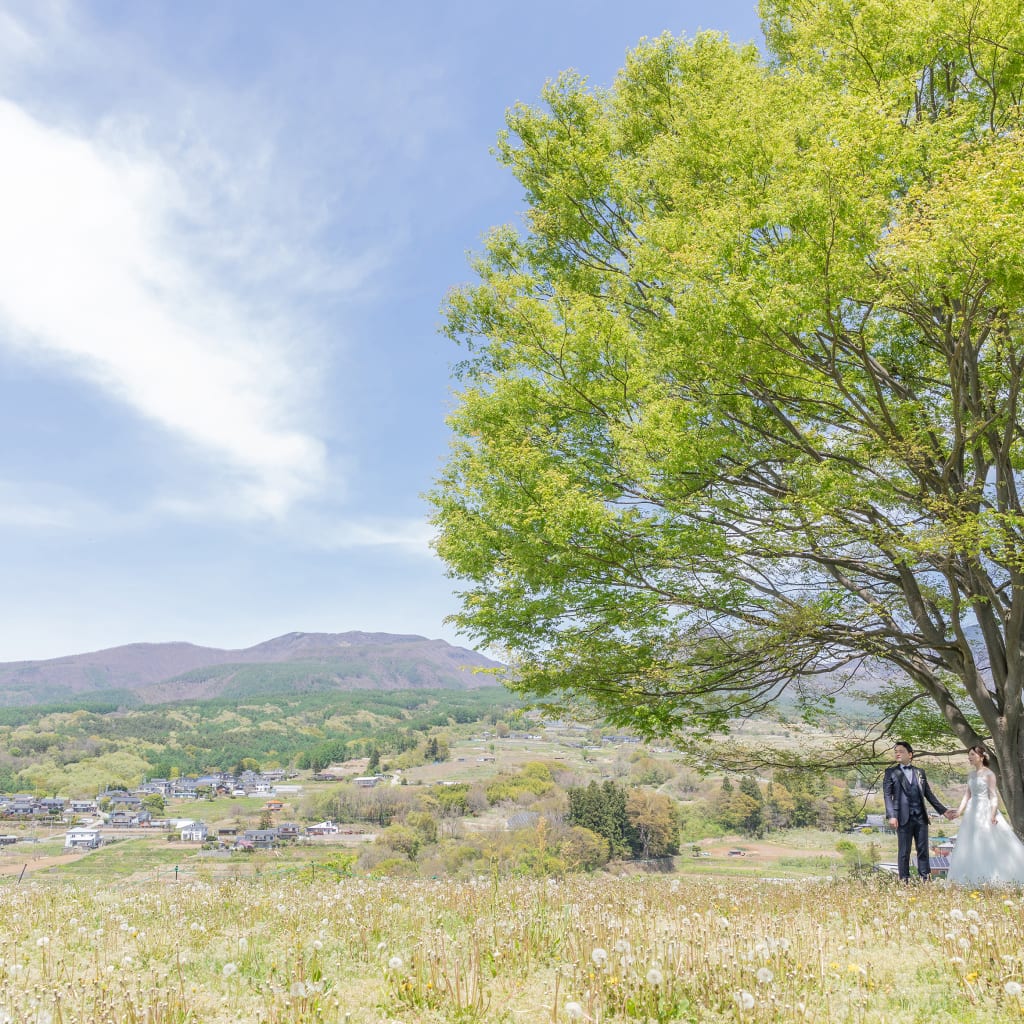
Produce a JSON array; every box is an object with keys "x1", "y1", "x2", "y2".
[
  {"x1": 240, "y1": 829, "x2": 278, "y2": 849},
  {"x1": 306, "y1": 820, "x2": 338, "y2": 836},
  {"x1": 5, "y1": 795, "x2": 46, "y2": 818},
  {"x1": 179, "y1": 822, "x2": 208, "y2": 842},
  {"x1": 64, "y1": 826, "x2": 102, "y2": 850},
  {"x1": 99, "y1": 790, "x2": 143, "y2": 811},
  {"x1": 354, "y1": 775, "x2": 384, "y2": 788},
  {"x1": 108, "y1": 809, "x2": 151, "y2": 828}
]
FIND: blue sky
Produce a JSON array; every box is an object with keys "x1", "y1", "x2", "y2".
[{"x1": 0, "y1": 1, "x2": 763, "y2": 662}]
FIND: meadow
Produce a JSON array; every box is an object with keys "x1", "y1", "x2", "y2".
[{"x1": 2, "y1": 873, "x2": 1023, "y2": 1024}]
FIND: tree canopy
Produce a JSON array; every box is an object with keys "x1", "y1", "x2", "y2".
[{"x1": 431, "y1": 0, "x2": 1024, "y2": 829}]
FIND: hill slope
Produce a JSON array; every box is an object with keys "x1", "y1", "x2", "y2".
[{"x1": 0, "y1": 631, "x2": 503, "y2": 706}]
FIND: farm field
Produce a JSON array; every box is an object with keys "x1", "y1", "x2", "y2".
[
  {"x1": 0, "y1": 829, "x2": 872, "y2": 884},
  {"x1": 1, "y1": 874, "x2": 1022, "y2": 1023}
]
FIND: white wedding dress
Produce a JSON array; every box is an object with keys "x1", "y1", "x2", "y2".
[{"x1": 947, "y1": 770, "x2": 1024, "y2": 886}]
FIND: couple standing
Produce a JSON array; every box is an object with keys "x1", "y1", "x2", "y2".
[{"x1": 882, "y1": 740, "x2": 1024, "y2": 885}]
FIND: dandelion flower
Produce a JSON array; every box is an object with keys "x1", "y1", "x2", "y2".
[
  {"x1": 564, "y1": 1001, "x2": 585, "y2": 1020},
  {"x1": 736, "y1": 990, "x2": 755, "y2": 1010},
  {"x1": 756, "y1": 967, "x2": 773, "y2": 984},
  {"x1": 646, "y1": 967, "x2": 664, "y2": 986},
  {"x1": 388, "y1": 956, "x2": 404, "y2": 971},
  {"x1": 591, "y1": 947, "x2": 607, "y2": 967},
  {"x1": 222, "y1": 962, "x2": 238, "y2": 978},
  {"x1": 1006, "y1": 981, "x2": 1023, "y2": 997}
]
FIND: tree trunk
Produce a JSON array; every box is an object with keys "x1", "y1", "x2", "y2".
[{"x1": 990, "y1": 727, "x2": 1024, "y2": 840}]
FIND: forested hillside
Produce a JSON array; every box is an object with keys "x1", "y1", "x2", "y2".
[{"x1": 0, "y1": 688, "x2": 520, "y2": 795}]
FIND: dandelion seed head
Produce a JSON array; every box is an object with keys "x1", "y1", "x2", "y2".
[
  {"x1": 756, "y1": 967, "x2": 773, "y2": 984},
  {"x1": 646, "y1": 967, "x2": 664, "y2": 986},
  {"x1": 591, "y1": 947, "x2": 607, "y2": 967},
  {"x1": 1006, "y1": 981, "x2": 1023, "y2": 997},
  {"x1": 222, "y1": 962, "x2": 238, "y2": 977},
  {"x1": 736, "y1": 990, "x2": 755, "y2": 1010},
  {"x1": 388, "y1": 956, "x2": 404, "y2": 971},
  {"x1": 564, "y1": 1001, "x2": 585, "y2": 1019}
]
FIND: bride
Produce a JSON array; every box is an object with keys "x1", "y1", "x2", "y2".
[{"x1": 947, "y1": 746, "x2": 1024, "y2": 886}]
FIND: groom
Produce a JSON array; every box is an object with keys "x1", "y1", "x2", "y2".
[{"x1": 883, "y1": 741, "x2": 957, "y2": 881}]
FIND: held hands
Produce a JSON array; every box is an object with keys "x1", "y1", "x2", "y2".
[{"x1": 944, "y1": 809, "x2": 958, "y2": 819}]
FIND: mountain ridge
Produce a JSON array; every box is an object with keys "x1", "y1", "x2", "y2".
[{"x1": 0, "y1": 631, "x2": 504, "y2": 707}]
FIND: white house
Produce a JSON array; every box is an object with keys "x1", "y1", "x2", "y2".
[
  {"x1": 179, "y1": 822, "x2": 208, "y2": 842},
  {"x1": 64, "y1": 827, "x2": 102, "y2": 850},
  {"x1": 307, "y1": 821, "x2": 339, "y2": 835}
]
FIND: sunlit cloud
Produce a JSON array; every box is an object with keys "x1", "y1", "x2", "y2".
[
  {"x1": 0, "y1": 97, "x2": 329, "y2": 519},
  {"x1": 313, "y1": 516, "x2": 436, "y2": 554}
]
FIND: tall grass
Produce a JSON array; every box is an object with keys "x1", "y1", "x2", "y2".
[{"x1": 0, "y1": 875, "x2": 1021, "y2": 1022}]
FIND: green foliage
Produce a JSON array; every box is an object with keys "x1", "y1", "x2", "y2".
[
  {"x1": 0, "y1": 688, "x2": 521, "y2": 795},
  {"x1": 567, "y1": 780, "x2": 638, "y2": 858},
  {"x1": 378, "y1": 824, "x2": 422, "y2": 860},
  {"x1": 626, "y1": 788, "x2": 679, "y2": 858},
  {"x1": 433, "y1": 783, "x2": 472, "y2": 817},
  {"x1": 558, "y1": 825, "x2": 611, "y2": 871},
  {"x1": 430, "y1": 0, "x2": 1024, "y2": 829},
  {"x1": 484, "y1": 762, "x2": 555, "y2": 804}
]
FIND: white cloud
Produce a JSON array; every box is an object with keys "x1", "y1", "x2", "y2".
[
  {"x1": 0, "y1": 97, "x2": 328, "y2": 519},
  {"x1": 313, "y1": 516, "x2": 436, "y2": 554}
]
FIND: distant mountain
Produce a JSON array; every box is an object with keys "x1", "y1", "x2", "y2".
[{"x1": 0, "y1": 631, "x2": 505, "y2": 707}]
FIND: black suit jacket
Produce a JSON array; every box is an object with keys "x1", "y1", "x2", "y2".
[{"x1": 882, "y1": 764, "x2": 947, "y2": 826}]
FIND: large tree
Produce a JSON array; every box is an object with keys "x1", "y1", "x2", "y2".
[{"x1": 431, "y1": 0, "x2": 1024, "y2": 830}]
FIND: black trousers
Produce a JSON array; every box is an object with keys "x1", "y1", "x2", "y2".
[{"x1": 897, "y1": 814, "x2": 930, "y2": 879}]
